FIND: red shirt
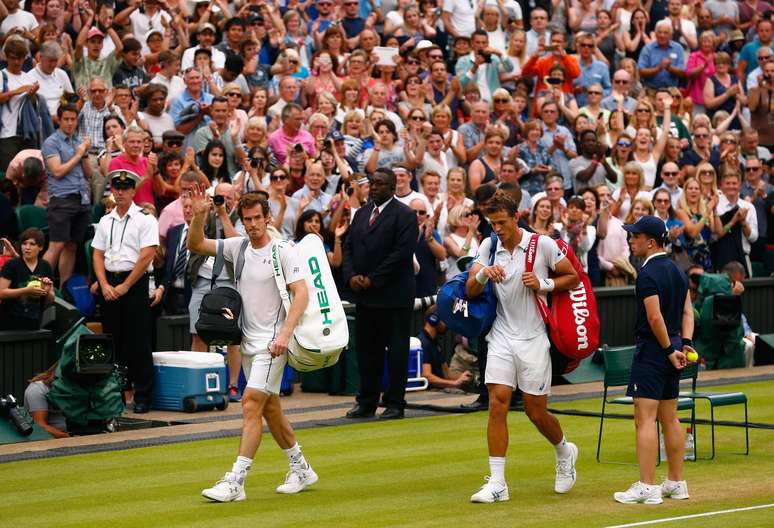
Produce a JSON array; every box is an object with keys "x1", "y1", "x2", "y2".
[{"x1": 108, "y1": 154, "x2": 153, "y2": 205}]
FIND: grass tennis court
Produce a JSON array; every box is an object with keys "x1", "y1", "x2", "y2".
[{"x1": 1, "y1": 380, "x2": 772, "y2": 528}]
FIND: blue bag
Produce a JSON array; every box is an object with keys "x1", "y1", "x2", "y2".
[
  {"x1": 436, "y1": 233, "x2": 498, "y2": 338},
  {"x1": 64, "y1": 274, "x2": 97, "y2": 318}
]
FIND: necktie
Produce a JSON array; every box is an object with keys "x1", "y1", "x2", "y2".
[
  {"x1": 369, "y1": 206, "x2": 380, "y2": 226},
  {"x1": 173, "y1": 226, "x2": 188, "y2": 282}
]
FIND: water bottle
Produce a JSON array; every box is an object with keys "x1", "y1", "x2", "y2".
[
  {"x1": 659, "y1": 433, "x2": 667, "y2": 461},
  {"x1": 684, "y1": 427, "x2": 695, "y2": 461}
]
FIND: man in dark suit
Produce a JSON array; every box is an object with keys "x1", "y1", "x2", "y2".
[
  {"x1": 158, "y1": 195, "x2": 194, "y2": 315},
  {"x1": 343, "y1": 169, "x2": 419, "y2": 420}
]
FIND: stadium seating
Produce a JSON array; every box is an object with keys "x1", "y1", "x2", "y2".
[
  {"x1": 15, "y1": 205, "x2": 48, "y2": 233},
  {"x1": 596, "y1": 345, "x2": 696, "y2": 464}
]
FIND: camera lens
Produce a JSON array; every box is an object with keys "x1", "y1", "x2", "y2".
[{"x1": 213, "y1": 195, "x2": 225, "y2": 206}]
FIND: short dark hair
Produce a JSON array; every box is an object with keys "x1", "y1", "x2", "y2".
[
  {"x1": 484, "y1": 193, "x2": 519, "y2": 216},
  {"x1": 224, "y1": 54, "x2": 245, "y2": 74},
  {"x1": 497, "y1": 182, "x2": 522, "y2": 206},
  {"x1": 472, "y1": 29, "x2": 488, "y2": 40},
  {"x1": 474, "y1": 183, "x2": 498, "y2": 204},
  {"x1": 57, "y1": 103, "x2": 79, "y2": 119},
  {"x1": 295, "y1": 209, "x2": 325, "y2": 242},
  {"x1": 19, "y1": 227, "x2": 45, "y2": 247},
  {"x1": 237, "y1": 192, "x2": 270, "y2": 221},
  {"x1": 722, "y1": 261, "x2": 746, "y2": 277},
  {"x1": 158, "y1": 50, "x2": 178, "y2": 65},
  {"x1": 122, "y1": 37, "x2": 142, "y2": 53},
  {"x1": 374, "y1": 119, "x2": 397, "y2": 141},
  {"x1": 579, "y1": 187, "x2": 600, "y2": 209},
  {"x1": 22, "y1": 158, "x2": 44, "y2": 183},
  {"x1": 211, "y1": 95, "x2": 228, "y2": 106},
  {"x1": 224, "y1": 17, "x2": 246, "y2": 31}
]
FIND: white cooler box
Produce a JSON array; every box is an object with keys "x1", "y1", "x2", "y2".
[{"x1": 152, "y1": 351, "x2": 229, "y2": 412}]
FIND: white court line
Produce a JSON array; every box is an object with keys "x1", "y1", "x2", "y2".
[{"x1": 605, "y1": 503, "x2": 774, "y2": 528}]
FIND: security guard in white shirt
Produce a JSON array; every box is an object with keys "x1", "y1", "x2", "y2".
[{"x1": 92, "y1": 170, "x2": 160, "y2": 413}]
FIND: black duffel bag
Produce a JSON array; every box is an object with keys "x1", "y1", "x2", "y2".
[{"x1": 195, "y1": 238, "x2": 249, "y2": 346}]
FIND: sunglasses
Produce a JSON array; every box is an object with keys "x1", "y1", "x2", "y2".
[
  {"x1": 636, "y1": 108, "x2": 650, "y2": 113},
  {"x1": 411, "y1": 115, "x2": 425, "y2": 121},
  {"x1": 165, "y1": 140, "x2": 183, "y2": 147},
  {"x1": 407, "y1": 79, "x2": 422, "y2": 84},
  {"x1": 699, "y1": 170, "x2": 715, "y2": 176},
  {"x1": 414, "y1": 210, "x2": 427, "y2": 215},
  {"x1": 613, "y1": 79, "x2": 629, "y2": 84},
  {"x1": 662, "y1": 171, "x2": 679, "y2": 176},
  {"x1": 722, "y1": 139, "x2": 738, "y2": 144},
  {"x1": 654, "y1": 198, "x2": 671, "y2": 203},
  {"x1": 617, "y1": 141, "x2": 632, "y2": 147},
  {"x1": 407, "y1": 59, "x2": 420, "y2": 65},
  {"x1": 226, "y1": 92, "x2": 241, "y2": 97},
  {"x1": 694, "y1": 133, "x2": 709, "y2": 138},
  {"x1": 578, "y1": 43, "x2": 594, "y2": 48},
  {"x1": 270, "y1": 174, "x2": 288, "y2": 181},
  {"x1": 494, "y1": 98, "x2": 510, "y2": 103},
  {"x1": 745, "y1": 166, "x2": 761, "y2": 171},
  {"x1": 587, "y1": 91, "x2": 602, "y2": 95}
]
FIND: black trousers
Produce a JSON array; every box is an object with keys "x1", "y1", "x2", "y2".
[
  {"x1": 101, "y1": 272, "x2": 154, "y2": 405},
  {"x1": 355, "y1": 304, "x2": 412, "y2": 410}
]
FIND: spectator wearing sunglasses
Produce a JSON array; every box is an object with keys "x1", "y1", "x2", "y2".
[
  {"x1": 652, "y1": 162, "x2": 684, "y2": 208},
  {"x1": 601, "y1": 69, "x2": 638, "y2": 114},
  {"x1": 571, "y1": 32, "x2": 611, "y2": 108}
]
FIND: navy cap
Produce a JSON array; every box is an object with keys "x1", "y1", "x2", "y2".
[
  {"x1": 623, "y1": 215, "x2": 667, "y2": 239},
  {"x1": 326, "y1": 130, "x2": 344, "y2": 142}
]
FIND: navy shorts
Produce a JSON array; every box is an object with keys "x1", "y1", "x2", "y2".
[{"x1": 626, "y1": 339, "x2": 681, "y2": 401}]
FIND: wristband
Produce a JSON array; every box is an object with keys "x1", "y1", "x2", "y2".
[
  {"x1": 475, "y1": 267, "x2": 489, "y2": 285},
  {"x1": 682, "y1": 338, "x2": 693, "y2": 349},
  {"x1": 662, "y1": 345, "x2": 675, "y2": 356},
  {"x1": 539, "y1": 278, "x2": 555, "y2": 292}
]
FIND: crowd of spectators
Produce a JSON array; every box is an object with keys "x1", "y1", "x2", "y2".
[{"x1": 0, "y1": 0, "x2": 773, "y2": 377}]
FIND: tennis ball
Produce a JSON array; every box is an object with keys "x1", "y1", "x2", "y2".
[
  {"x1": 28, "y1": 280, "x2": 42, "y2": 289},
  {"x1": 686, "y1": 350, "x2": 699, "y2": 363}
]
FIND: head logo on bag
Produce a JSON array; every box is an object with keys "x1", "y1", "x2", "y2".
[
  {"x1": 271, "y1": 236, "x2": 349, "y2": 372},
  {"x1": 308, "y1": 256, "x2": 334, "y2": 329}
]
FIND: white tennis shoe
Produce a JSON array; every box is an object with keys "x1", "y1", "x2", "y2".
[
  {"x1": 470, "y1": 477, "x2": 510, "y2": 503},
  {"x1": 661, "y1": 479, "x2": 690, "y2": 500},
  {"x1": 276, "y1": 463, "x2": 319, "y2": 494},
  {"x1": 554, "y1": 442, "x2": 578, "y2": 493},
  {"x1": 614, "y1": 481, "x2": 664, "y2": 504},
  {"x1": 201, "y1": 472, "x2": 246, "y2": 502}
]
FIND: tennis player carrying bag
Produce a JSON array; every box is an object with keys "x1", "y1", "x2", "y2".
[
  {"x1": 270, "y1": 235, "x2": 348, "y2": 372},
  {"x1": 195, "y1": 239, "x2": 249, "y2": 346},
  {"x1": 525, "y1": 233, "x2": 600, "y2": 373},
  {"x1": 436, "y1": 232, "x2": 498, "y2": 338}
]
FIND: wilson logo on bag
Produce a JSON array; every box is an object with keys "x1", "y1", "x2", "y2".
[{"x1": 525, "y1": 234, "x2": 600, "y2": 372}]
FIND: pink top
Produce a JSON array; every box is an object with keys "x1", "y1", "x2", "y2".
[
  {"x1": 158, "y1": 197, "x2": 184, "y2": 238},
  {"x1": 686, "y1": 51, "x2": 715, "y2": 105},
  {"x1": 108, "y1": 155, "x2": 153, "y2": 206},
  {"x1": 597, "y1": 216, "x2": 630, "y2": 271},
  {"x1": 268, "y1": 127, "x2": 317, "y2": 166}
]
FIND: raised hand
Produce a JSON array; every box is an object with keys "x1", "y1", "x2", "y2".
[{"x1": 190, "y1": 184, "x2": 212, "y2": 217}]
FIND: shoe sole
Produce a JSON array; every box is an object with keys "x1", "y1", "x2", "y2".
[
  {"x1": 663, "y1": 493, "x2": 690, "y2": 500},
  {"x1": 614, "y1": 494, "x2": 663, "y2": 505},
  {"x1": 470, "y1": 493, "x2": 510, "y2": 503},
  {"x1": 555, "y1": 443, "x2": 579, "y2": 494},
  {"x1": 201, "y1": 490, "x2": 246, "y2": 502},
  {"x1": 276, "y1": 471, "x2": 319, "y2": 494}
]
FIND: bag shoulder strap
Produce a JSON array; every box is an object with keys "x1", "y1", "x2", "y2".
[
  {"x1": 488, "y1": 232, "x2": 498, "y2": 266},
  {"x1": 211, "y1": 239, "x2": 225, "y2": 290},
  {"x1": 235, "y1": 238, "x2": 250, "y2": 283},
  {"x1": 525, "y1": 232, "x2": 550, "y2": 324},
  {"x1": 270, "y1": 239, "x2": 292, "y2": 315}
]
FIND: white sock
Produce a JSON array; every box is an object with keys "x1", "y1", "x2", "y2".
[
  {"x1": 554, "y1": 436, "x2": 571, "y2": 458},
  {"x1": 284, "y1": 443, "x2": 307, "y2": 467},
  {"x1": 232, "y1": 456, "x2": 252, "y2": 482},
  {"x1": 489, "y1": 456, "x2": 506, "y2": 484}
]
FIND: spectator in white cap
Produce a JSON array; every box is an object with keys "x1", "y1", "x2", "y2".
[{"x1": 182, "y1": 23, "x2": 226, "y2": 71}]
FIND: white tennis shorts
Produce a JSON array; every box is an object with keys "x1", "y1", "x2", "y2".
[
  {"x1": 485, "y1": 332, "x2": 552, "y2": 396},
  {"x1": 242, "y1": 349, "x2": 287, "y2": 395}
]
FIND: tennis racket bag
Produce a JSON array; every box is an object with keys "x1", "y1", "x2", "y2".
[
  {"x1": 271, "y1": 235, "x2": 348, "y2": 372},
  {"x1": 525, "y1": 233, "x2": 600, "y2": 373}
]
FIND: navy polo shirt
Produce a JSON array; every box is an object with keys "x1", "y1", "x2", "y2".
[{"x1": 634, "y1": 253, "x2": 688, "y2": 344}]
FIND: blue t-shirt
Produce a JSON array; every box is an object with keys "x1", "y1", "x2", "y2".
[{"x1": 634, "y1": 254, "x2": 688, "y2": 344}]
